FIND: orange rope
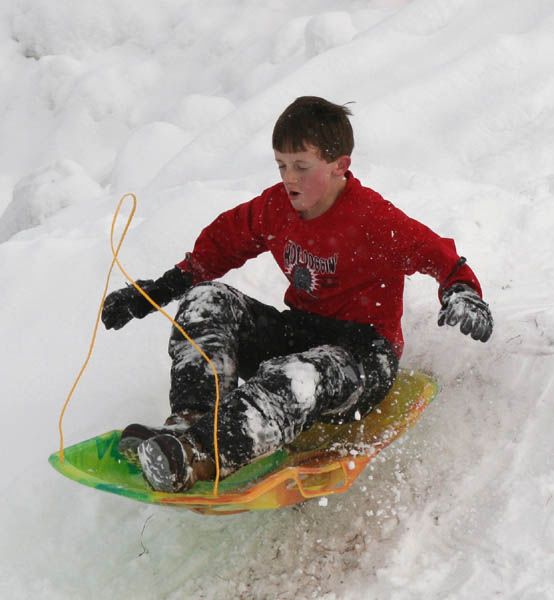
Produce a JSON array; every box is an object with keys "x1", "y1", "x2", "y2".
[{"x1": 58, "y1": 193, "x2": 222, "y2": 496}]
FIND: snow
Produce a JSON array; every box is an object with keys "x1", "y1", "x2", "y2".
[
  {"x1": 284, "y1": 359, "x2": 319, "y2": 408},
  {"x1": 0, "y1": 160, "x2": 103, "y2": 242},
  {"x1": 0, "y1": 0, "x2": 553, "y2": 598}
]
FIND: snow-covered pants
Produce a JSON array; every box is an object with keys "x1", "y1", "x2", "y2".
[{"x1": 168, "y1": 282, "x2": 398, "y2": 473}]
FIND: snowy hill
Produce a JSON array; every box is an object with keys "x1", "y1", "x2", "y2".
[{"x1": 0, "y1": 1, "x2": 553, "y2": 598}]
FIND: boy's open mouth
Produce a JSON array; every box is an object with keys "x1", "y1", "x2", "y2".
[{"x1": 289, "y1": 191, "x2": 301, "y2": 197}]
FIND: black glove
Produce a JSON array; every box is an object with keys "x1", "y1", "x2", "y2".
[
  {"x1": 438, "y1": 283, "x2": 493, "y2": 342},
  {"x1": 102, "y1": 267, "x2": 193, "y2": 330}
]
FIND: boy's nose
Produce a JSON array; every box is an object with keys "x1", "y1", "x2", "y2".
[{"x1": 283, "y1": 171, "x2": 299, "y2": 184}]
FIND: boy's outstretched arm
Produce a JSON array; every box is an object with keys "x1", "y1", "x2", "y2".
[
  {"x1": 386, "y1": 204, "x2": 493, "y2": 343},
  {"x1": 101, "y1": 193, "x2": 269, "y2": 330},
  {"x1": 102, "y1": 267, "x2": 193, "y2": 330}
]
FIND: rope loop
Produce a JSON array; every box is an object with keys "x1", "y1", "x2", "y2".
[{"x1": 58, "y1": 193, "x2": 222, "y2": 496}]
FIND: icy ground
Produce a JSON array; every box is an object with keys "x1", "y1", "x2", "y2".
[{"x1": 1, "y1": 1, "x2": 553, "y2": 598}]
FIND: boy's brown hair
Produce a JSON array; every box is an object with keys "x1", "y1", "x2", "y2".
[{"x1": 272, "y1": 96, "x2": 354, "y2": 162}]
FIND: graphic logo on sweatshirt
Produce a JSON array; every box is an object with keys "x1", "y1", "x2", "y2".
[{"x1": 283, "y1": 240, "x2": 338, "y2": 296}]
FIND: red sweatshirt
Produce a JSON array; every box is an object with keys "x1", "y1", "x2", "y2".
[{"x1": 177, "y1": 172, "x2": 481, "y2": 356}]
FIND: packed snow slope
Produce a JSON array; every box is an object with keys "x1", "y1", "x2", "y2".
[{"x1": 1, "y1": 1, "x2": 553, "y2": 598}]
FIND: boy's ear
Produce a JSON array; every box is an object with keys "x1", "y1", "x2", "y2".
[{"x1": 334, "y1": 155, "x2": 351, "y2": 175}]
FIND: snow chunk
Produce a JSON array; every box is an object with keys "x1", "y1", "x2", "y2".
[
  {"x1": 0, "y1": 160, "x2": 102, "y2": 242},
  {"x1": 11, "y1": 0, "x2": 180, "y2": 58},
  {"x1": 0, "y1": 175, "x2": 13, "y2": 218},
  {"x1": 283, "y1": 360, "x2": 318, "y2": 409},
  {"x1": 305, "y1": 12, "x2": 357, "y2": 58},
  {"x1": 168, "y1": 94, "x2": 236, "y2": 135},
  {"x1": 271, "y1": 17, "x2": 310, "y2": 64},
  {"x1": 111, "y1": 121, "x2": 190, "y2": 192},
  {"x1": 241, "y1": 394, "x2": 283, "y2": 457}
]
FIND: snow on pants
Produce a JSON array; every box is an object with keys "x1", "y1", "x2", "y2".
[{"x1": 168, "y1": 282, "x2": 398, "y2": 474}]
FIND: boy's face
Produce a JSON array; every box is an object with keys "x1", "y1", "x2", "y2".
[{"x1": 274, "y1": 145, "x2": 351, "y2": 220}]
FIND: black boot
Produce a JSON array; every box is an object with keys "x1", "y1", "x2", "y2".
[
  {"x1": 118, "y1": 423, "x2": 189, "y2": 465},
  {"x1": 137, "y1": 434, "x2": 215, "y2": 492},
  {"x1": 118, "y1": 408, "x2": 208, "y2": 465}
]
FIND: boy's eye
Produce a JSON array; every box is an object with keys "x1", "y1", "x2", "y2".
[{"x1": 276, "y1": 164, "x2": 309, "y2": 171}]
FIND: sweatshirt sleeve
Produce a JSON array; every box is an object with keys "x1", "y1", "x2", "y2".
[
  {"x1": 175, "y1": 194, "x2": 268, "y2": 283},
  {"x1": 386, "y1": 203, "x2": 483, "y2": 300}
]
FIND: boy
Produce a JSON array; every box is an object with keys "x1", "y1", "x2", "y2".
[{"x1": 102, "y1": 96, "x2": 493, "y2": 493}]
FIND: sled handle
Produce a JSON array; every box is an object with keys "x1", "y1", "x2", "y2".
[{"x1": 293, "y1": 457, "x2": 367, "y2": 499}]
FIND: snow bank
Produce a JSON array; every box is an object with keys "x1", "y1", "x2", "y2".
[
  {"x1": 305, "y1": 12, "x2": 357, "y2": 58},
  {"x1": 11, "y1": 0, "x2": 182, "y2": 58},
  {"x1": 0, "y1": 160, "x2": 102, "y2": 241},
  {"x1": 111, "y1": 122, "x2": 190, "y2": 193}
]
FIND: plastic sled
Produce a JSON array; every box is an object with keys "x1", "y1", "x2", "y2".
[{"x1": 49, "y1": 369, "x2": 438, "y2": 515}]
